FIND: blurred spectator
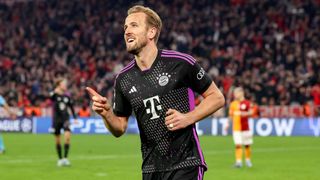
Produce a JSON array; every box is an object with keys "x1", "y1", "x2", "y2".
[{"x1": 78, "y1": 105, "x2": 91, "y2": 118}]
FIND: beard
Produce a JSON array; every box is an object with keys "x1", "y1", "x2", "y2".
[{"x1": 126, "y1": 36, "x2": 148, "y2": 55}]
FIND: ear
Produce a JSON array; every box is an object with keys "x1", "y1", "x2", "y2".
[{"x1": 147, "y1": 27, "x2": 157, "y2": 40}]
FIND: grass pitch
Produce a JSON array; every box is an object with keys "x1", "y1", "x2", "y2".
[{"x1": 0, "y1": 134, "x2": 319, "y2": 180}]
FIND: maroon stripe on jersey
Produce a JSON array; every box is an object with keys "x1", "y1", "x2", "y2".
[
  {"x1": 240, "y1": 100, "x2": 250, "y2": 131},
  {"x1": 240, "y1": 116, "x2": 249, "y2": 131},
  {"x1": 162, "y1": 49, "x2": 196, "y2": 63}
]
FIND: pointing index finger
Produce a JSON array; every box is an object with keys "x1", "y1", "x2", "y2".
[{"x1": 86, "y1": 87, "x2": 102, "y2": 98}]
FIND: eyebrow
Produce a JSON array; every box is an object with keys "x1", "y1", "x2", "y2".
[{"x1": 124, "y1": 21, "x2": 139, "y2": 30}]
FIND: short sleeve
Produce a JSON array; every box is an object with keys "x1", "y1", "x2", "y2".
[
  {"x1": 0, "y1": 95, "x2": 6, "y2": 106},
  {"x1": 49, "y1": 91, "x2": 56, "y2": 100},
  {"x1": 184, "y1": 61, "x2": 212, "y2": 94},
  {"x1": 112, "y1": 77, "x2": 132, "y2": 117}
]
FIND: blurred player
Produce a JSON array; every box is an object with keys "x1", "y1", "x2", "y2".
[
  {"x1": 87, "y1": 5, "x2": 225, "y2": 180},
  {"x1": 50, "y1": 78, "x2": 77, "y2": 166},
  {"x1": 0, "y1": 94, "x2": 16, "y2": 154},
  {"x1": 226, "y1": 87, "x2": 253, "y2": 168}
]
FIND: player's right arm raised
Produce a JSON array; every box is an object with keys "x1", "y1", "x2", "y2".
[{"x1": 86, "y1": 87, "x2": 129, "y2": 137}]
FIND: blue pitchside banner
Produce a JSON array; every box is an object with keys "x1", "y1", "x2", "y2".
[
  {"x1": 0, "y1": 118, "x2": 33, "y2": 133},
  {"x1": 31, "y1": 117, "x2": 320, "y2": 137}
]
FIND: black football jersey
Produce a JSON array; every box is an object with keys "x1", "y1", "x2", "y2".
[
  {"x1": 113, "y1": 49, "x2": 212, "y2": 173},
  {"x1": 50, "y1": 92, "x2": 77, "y2": 121}
]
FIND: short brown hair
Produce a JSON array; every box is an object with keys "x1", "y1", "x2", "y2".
[
  {"x1": 127, "y1": 5, "x2": 162, "y2": 43},
  {"x1": 54, "y1": 78, "x2": 65, "y2": 88}
]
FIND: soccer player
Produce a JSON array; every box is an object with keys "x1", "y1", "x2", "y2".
[
  {"x1": 0, "y1": 94, "x2": 16, "y2": 154},
  {"x1": 50, "y1": 78, "x2": 78, "y2": 166},
  {"x1": 226, "y1": 87, "x2": 253, "y2": 168},
  {"x1": 86, "y1": 5, "x2": 225, "y2": 180}
]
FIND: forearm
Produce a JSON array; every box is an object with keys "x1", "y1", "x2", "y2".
[
  {"x1": 234, "y1": 110, "x2": 252, "y2": 117},
  {"x1": 100, "y1": 110, "x2": 128, "y2": 137},
  {"x1": 69, "y1": 105, "x2": 78, "y2": 119},
  {"x1": 86, "y1": 86, "x2": 129, "y2": 137},
  {"x1": 3, "y1": 104, "x2": 14, "y2": 116},
  {"x1": 187, "y1": 92, "x2": 225, "y2": 124}
]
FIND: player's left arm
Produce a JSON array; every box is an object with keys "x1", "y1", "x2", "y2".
[
  {"x1": 165, "y1": 82, "x2": 224, "y2": 131},
  {"x1": 165, "y1": 57, "x2": 225, "y2": 131},
  {"x1": 68, "y1": 97, "x2": 78, "y2": 121}
]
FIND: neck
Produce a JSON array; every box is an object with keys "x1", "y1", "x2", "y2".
[
  {"x1": 135, "y1": 44, "x2": 158, "y2": 71},
  {"x1": 55, "y1": 88, "x2": 64, "y2": 95}
]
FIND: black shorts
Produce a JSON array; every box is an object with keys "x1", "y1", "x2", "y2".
[
  {"x1": 143, "y1": 166, "x2": 205, "y2": 180},
  {"x1": 52, "y1": 120, "x2": 71, "y2": 135}
]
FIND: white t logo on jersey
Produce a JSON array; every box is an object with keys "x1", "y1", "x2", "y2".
[{"x1": 143, "y1": 95, "x2": 162, "y2": 119}]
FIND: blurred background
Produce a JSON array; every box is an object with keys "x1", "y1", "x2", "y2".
[
  {"x1": 0, "y1": 0, "x2": 319, "y2": 179},
  {"x1": 0, "y1": 0, "x2": 319, "y2": 118}
]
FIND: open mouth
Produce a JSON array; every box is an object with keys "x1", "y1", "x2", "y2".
[{"x1": 127, "y1": 38, "x2": 135, "y2": 43}]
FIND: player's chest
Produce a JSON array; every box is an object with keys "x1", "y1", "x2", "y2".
[
  {"x1": 55, "y1": 96, "x2": 70, "y2": 107},
  {"x1": 55, "y1": 96, "x2": 69, "y2": 102},
  {"x1": 122, "y1": 68, "x2": 184, "y2": 102}
]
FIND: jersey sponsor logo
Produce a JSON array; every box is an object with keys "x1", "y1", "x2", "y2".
[
  {"x1": 143, "y1": 95, "x2": 162, "y2": 119},
  {"x1": 157, "y1": 73, "x2": 171, "y2": 86},
  {"x1": 240, "y1": 104, "x2": 247, "y2": 110},
  {"x1": 129, "y1": 86, "x2": 137, "y2": 94},
  {"x1": 197, "y1": 68, "x2": 205, "y2": 80},
  {"x1": 59, "y1": 102, "x2": 66, "y2": 110}
]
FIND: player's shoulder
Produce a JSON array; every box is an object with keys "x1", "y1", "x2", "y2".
[
  {"x1": 159, "y1": 49, "x2": 197, "y2": 66},
  {"x1": 49, "y1": 91, "x2": 56, "y2": 98},
  {"x1": 230, "y1": 100, "x2": 239, "y2": 107},
  {"x1": 115, "y1": 59, "x2": 136, "y2": 80},
  {"x1": 243, "y1": 99, "x2": 251, "y2": 106}
]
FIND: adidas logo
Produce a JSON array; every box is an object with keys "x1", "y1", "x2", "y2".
[{"x1": 129, "y1": 86, "x2": 137, "y2": 94}]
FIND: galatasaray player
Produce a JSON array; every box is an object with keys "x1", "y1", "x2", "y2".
[{"x1": 226, "y1": 87, "x2": 253, "y2": 168}]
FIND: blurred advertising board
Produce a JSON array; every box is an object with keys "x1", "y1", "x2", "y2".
[
  {"x1": 31, "y1": 117, "x2": 320, "y2": 137},
  {"x1": 0, "y1": 118, "x2": 33, "y2": 133}
]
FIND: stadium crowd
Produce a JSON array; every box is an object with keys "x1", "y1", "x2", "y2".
[{"x1": 0, "y1": 0, "x2": 319, "y2": 116}]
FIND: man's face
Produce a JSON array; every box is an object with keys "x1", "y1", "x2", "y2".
[
  {"x1": 59, "y1": 80, "x2": 67, "y2": 91},
  {"x1": 124, "y1": 12, "x2": 149, "y2": 55},
  {"x1": 234, "y1": 90, "x2": 244, "y2": 100}
]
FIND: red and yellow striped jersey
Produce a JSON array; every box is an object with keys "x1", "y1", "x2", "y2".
[{"x1": 229, "y1": 100, "x2": 251, "y2": 131}]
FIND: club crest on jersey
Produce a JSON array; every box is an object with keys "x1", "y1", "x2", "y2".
[
  {"x1": 240, "y1": 104, "x2": 247, "y2": 110},
  {"x1": 157, "y1": 73, "x2": 171, "y2": 86}
]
